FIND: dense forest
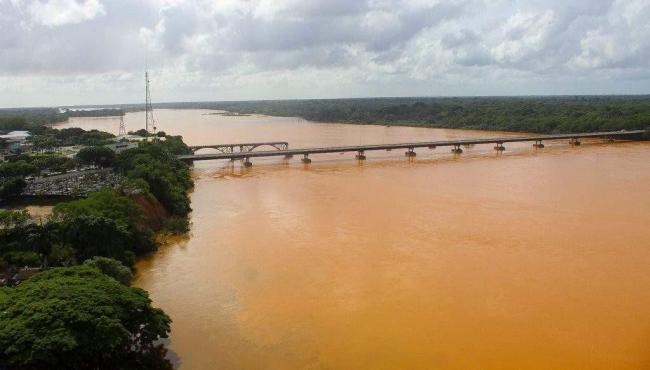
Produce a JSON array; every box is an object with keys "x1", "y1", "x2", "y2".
[
  {"x1": 152, "y1": 96, "x2": 650, "y2": 134},
  {"x1": 3, "y1": 96, "x2": 650, "y2": 135},
  {"x1": 0, "y1": 108, "x2": 122, "y2": 132},
  {"x1": 0, "y1": 110, "x2": 65, "y2": 130}
]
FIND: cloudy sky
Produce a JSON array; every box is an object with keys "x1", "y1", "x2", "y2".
[{"x1": 1, "y1": 0, "x2": 649, "y2": 107}]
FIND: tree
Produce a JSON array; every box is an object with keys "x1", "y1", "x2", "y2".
[
  {"x1": 57, "y1": 215, "x2": 151, "y2": 267},
  {"x1": 84, "y1": 256, "x2": 133, "y2": 285},
  {"x1": 52, "y1": 189, "x2": 157, "y2": 266},
  {"x1": 116, "y1": 140, "x2": 193, "y2": 216},
  {"x1": 0, "y1": 266, "x2": 172, "y2": 369},
  {"x1": 128, "y1": 129, "x2": 152, "y2": 137},
  {"x1": 29, "y1": 135, "x2": 59, "y2": 152},
  {"x1": 48, "y1": 243, "x2": 76, "y2": 267},
  {"x1": 0, "y1": 177, "x2": 26, "y2": 198},
  {"x1": 76, "y1": 146, "x2": 116, "y2": 167},
  {"x1": 0, "y1": 160, "x2": 38, "y2": 177},
  {"x1": 53, "y1": 188, "x2": 143, "y2": 226},
  {"x1": 0, "y1": 288, "x2": 8, "y2": 306},
  {"x1": 163, "y1": 216, "x2": 190, "y2": 234},
  {"x1": 0, "y1": 116, "x2": 29, "y2": 131},
  {"x1": 0, "y1": 209, "x2": 29, "y2": 229},
  {"x1": 2, "y1": 251, "x2": 40, "y2": 267}
]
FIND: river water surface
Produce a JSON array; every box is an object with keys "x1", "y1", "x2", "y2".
[{"x1": 60, "y1": 110, "x2": 650, "y2": 370}]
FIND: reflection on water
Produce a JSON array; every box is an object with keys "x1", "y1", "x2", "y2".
[{"x1": 60, "y1": 111, "x2": 650, "y2": 370}]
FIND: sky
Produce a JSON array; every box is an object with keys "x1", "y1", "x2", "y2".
[{"x1": 1, "y1": 0, "x2": 649, "y2": 108}]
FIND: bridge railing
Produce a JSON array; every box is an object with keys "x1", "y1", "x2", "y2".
[{"x1": 179, "y1": 130, "x2": 646, "y2": 164}]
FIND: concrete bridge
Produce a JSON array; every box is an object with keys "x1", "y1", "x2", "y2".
[
  {"x1": 188, "y1": 141, "x2": 288, "y2": 154},
  {"x1": 178, "y1": 130, "x2": 646, "y2": 167}
]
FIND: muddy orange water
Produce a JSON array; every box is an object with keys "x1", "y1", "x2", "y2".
[{"x1": 60, "y1": 110, "x2": 650, "y2": 369}]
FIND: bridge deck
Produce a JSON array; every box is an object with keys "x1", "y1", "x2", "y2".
[{"x1": 178, "y1": 130, "x2": 645, "y2": 161}]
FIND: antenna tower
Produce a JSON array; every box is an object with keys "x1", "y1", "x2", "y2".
[
  {"x1": 118, "y1": 115, "x2": 127, "y2": 136},
  {"x1": 145, "y1": 71, "x2": 157, "y2": 135}
]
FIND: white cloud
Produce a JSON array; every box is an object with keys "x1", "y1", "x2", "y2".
[
  {"x1": 492, "y1": 11, "x2": 558, "y2": 65},
  {"x1": 570, "y1": 0, "x2": 650, "y2": 70},
  {"x1": 0, "y1": 0, "x2": 649, "y2": 107},
  {"x1": 26, "y1": 0, "x2": 106, "y2": 27}
]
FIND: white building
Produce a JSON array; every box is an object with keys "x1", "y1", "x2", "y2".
[{"x1": 0, "y1": 130, "x2": 30, "y2": 158}]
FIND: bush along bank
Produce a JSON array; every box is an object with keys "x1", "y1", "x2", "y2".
[{"x1": 0, "y1": 135, "x2": 193, "y2": 369}]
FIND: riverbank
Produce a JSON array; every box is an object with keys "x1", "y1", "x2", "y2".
[
  {"x1": 1, "y1": 129, "x2": 194, "y2": 367},
  {"x1": 1, "y1": 132, "x2": 193, "y2": 268}
]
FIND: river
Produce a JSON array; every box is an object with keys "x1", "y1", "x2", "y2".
[{"x1": 59, "y1": 110, "x2": 650, "y2": 370}]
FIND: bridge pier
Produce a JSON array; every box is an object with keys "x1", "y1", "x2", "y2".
[
  {"x1": 356, "y1": 151, "x2": 366, "y2": 160},
  {"x1": 301, "y1": 154, "x2": 312, "y2": 164},
  {"x1": 451, "y1": 144, "x2": 463, "y2": 154},
  {"x1": 405, "y1": 148, "x2": 416, "y2": 157},
  {"x1": 243, "y1": 157, "x2": 253, "y2": 167},
  {"x1": 533, "y1": 140, "x2": 545, "y2": 148},
  {"x1": 494, "y1": 142, "x2": 506, "y2": 151},
  {"x1": 570, "y1": 138, "x2": 581, "y2": 146}
]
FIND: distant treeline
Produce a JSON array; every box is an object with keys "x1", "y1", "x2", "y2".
[
  {"x1": 3, "y1": 96, "x2": 650, "y2": 134},
  {"x1": 62, "y1": 108, "x2": 124, "y2": 118},
  {"x1": 0, "y1": 109, "x2": 66, "y2": 131},
  {"x1": 151, "y1": 96, "x2": 650, "y2": 134},
  {"x1": 0, "y1": 108, "x2": 123, "y2": 132}
]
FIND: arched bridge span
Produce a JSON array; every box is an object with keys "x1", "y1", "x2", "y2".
[{"x1": 189, "y1": 141, "x2": 289, "y2": 154}]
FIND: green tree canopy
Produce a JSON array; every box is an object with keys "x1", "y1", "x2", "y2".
[
  {"x1": 116, "y1": 140, "x2": 193, "y2": 216},
  {"x1": 76, "y1": 145, "x2": 116, "y2": 167},
  {"x1": 0, "y1": 209, "x2": 30, "y2": 229},
  {"x1": 0, "y1": 160, "x2": 38, "y2": 177},
  {"x1": 51, "y1": 189, "x2": 156, "y2": 267},
  {"x1": 0, "y1": 177, "x2": 26, "y2": 198},
  {"x1": 0, "y1": 116, "x2": 29, "y2": 131},
  {"x1": 83, "y1": 256, "x2": 133, "y2": 285},
  {"x1": 52, "y1": 188, "x2": 143, "y2": 226},
  {"x1": 56, "y1": 215, "x2": 151, "y2": 267},
  {"x1": 0, "y1": 265, "x2": 172, "y2": 369}
]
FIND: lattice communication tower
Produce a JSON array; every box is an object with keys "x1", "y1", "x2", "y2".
[{"x1": 145, "y1": 71, "x2": 157, "y2": 135}]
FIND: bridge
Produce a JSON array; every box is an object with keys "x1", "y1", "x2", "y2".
[
  {"x1": 188, "y1": 141, "x2": 288, "y2": 154},
  {"x1": 178, "y1": 130, "x2": 646, "y2": 166}
]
